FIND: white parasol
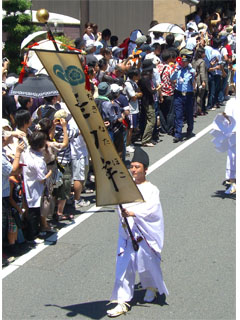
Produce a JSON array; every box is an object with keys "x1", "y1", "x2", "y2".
[
  {"x1": 20, "y1": 31, "x2": 48, "y2": 50},
  {"x1": 26, "y1": 39, "x2": 64, "y2": 75},
  {"x1": 149, "y1": 23, "x2": 185, "y2": 35}
]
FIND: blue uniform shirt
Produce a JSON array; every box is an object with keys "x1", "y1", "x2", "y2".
[{"x1": 171, "y1": 65, "x2": 196, "y2": 92}]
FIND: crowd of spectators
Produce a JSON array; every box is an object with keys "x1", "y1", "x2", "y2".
[{"x1": 2, "y1": 8, "x2": 236, "y2": 266}]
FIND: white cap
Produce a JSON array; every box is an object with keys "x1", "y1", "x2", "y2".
[
  {"x1": 187, "y1": 21, "x2": 198, "y2": 32},
  {"x1": 2, "y1": 118, "x2": 12, "y2": 131},
  {"x1": 5, "y1": 76, "x2": 18, "y2": 88},
  {"x1": 110, "y1": 83, "x2": 123, "y2": 93}
]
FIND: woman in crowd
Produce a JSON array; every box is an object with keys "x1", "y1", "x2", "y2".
[{"x1": 37, "y1": 117, "x2": 69, "y2": 230}]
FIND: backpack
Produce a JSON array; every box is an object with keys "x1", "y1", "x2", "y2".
[{"x1": 119, "y1": 37, "x2": 130, "y2": 59}]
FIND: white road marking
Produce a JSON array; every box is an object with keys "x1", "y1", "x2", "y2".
[
  {"x1": 2, "y1": 123, "x2": 213, "y2": 279},
  {"x1": 147, "y1": 124, "x2": 213, "y2": 175}
]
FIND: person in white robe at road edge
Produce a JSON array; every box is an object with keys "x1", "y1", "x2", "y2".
[{"x1": 107, "y1": 147, "x2": 169, "y2": 317}]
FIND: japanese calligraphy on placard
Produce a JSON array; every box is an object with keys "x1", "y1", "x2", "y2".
[{"x1": 34, "y1": 49, "x2": 143, "y2": 206}]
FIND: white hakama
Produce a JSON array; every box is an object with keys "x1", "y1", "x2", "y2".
[{"x1": 110, "y1": 181, "x2": 169, "y2": 303}]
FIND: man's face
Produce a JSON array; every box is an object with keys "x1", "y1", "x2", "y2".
[
  {"x1": 130, "y1": 162, "x2": 146, "y2": 183},
  {"x1": 182, "y1": 60, "x2": 189, "y2": 68}
]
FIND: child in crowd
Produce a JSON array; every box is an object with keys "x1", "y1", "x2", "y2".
[
  {"x1": 123, "y1": 67, "x2": 142, "y2": 152},
  {"x1": 38, "y1": 117, "x2": 69, "y2": 229},
  {"x1": 22, "y1": 131, "x2": 52, "y2": 240}
]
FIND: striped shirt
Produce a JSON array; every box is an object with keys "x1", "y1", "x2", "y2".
[{"x1": 54, "y1": 125, "x2": 79, "y2": 166}]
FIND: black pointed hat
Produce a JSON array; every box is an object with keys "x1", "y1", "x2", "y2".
[{"x1": 131, "y1": 148, "x2": 149, "y2": 168}]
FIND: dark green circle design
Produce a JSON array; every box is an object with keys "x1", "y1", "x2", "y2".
[
  {"x1": 65, "y1": 66, "x2": 85, "y2": 86},
  {"x1": 53, "y1": 65, "x2": 85, "y2": 86}
]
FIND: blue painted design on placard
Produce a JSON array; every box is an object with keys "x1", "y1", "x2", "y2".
[{"x1": 53, "y1": 65, "x2": 85, "y2": 86}]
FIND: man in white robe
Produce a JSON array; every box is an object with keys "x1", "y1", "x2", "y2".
[{"x1": 107, "y1": 148, "x2": 168, "y2": 317}]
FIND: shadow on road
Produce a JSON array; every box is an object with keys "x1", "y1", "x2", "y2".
[
  {"x1": 211, "y1": 190, "x2": 236, "y2": 200},
  {"x1": 45, "y1": 284, "x2": 168, "y2": 319},
  {"x1": 45, "y1": 300, "x2": 109, "y2": 319}
]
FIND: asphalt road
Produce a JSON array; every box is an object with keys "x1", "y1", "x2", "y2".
[{"x1": 2, "y1": 104, "x2": 236, "y2": 320}]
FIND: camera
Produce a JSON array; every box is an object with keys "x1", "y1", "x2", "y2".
[{"x1": 2, "y1": 57, "x2": 8, "y2": 63}]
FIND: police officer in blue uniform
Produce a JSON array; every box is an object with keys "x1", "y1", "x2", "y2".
[{"x1": 170, "y1": 49, "x2": 196, "y2": 143}]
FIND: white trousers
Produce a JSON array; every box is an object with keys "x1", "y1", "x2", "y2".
[
  {"x1": 226, "y1": 148, "x2": 236, "y2": 180},
  {"x1": 110, "y1": 238, "x2": 169, "y2": 303}
]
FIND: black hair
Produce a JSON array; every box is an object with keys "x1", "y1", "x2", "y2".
[
  {"x1": 166, "y1": 34, "x2": 175, "y2": 46},
  {"x1": 98, "y1": 58, "x2": 108, "y2": 70},
  {"x1": 87, "y1": 60, "x2": 98, "y2": 67},
  {"x1": 18, "y1": 96, "x2": 31, "y2": 109},
  {"x1": 38, "y1": 118, "x2": 52, "y2": 140},
  {"x1": 212, "y1": 38, "x2": 222, "y2": 49},
  {"x1": 87, "y1": 66, "x2": 95, "y2": 76},
  {"x1": 151, "y1": 43, "x2": 161, "y2": 51},
  {"x1": 146, "y1": 35, "x2": 152, "y2": 45},
  {"x1": 149, "y1": 20, "x2": 159, "y2": 28},
  {"x1": 74, "y1": 37, "x2": 85, "y2": 49},
  {"x1": 110, "y1": 35, "x2": 118, "y2": 47},
  {"x1": 141, "y1": 69, "x2": 153, "y2": 77},
  {"x1": 28, "y1": 131, "x2": 47, "y2": 151},
  {"x1": 100, "y1": 48, "x2": 112, "y2": 56},
  {"x1": 161, "y1": 49, "x2": 171, "y2": 62},
  {"x1": 153, "y1": 31, "x2": 164, "y2": 38},
  {"x1": 44, "y1": 96, "x2": 57, "y2": 104},
  {"x1": 194, "y1": 47, "x2": 205, "y2": 60},
  {"x1": 14, "y1": 108, "x2": 31, "y2": 129},
  {"x1": 102, "y1": 28, "x2": 111, "y2": 39},
  {"x1": 84, "y1": 22, "x2": 93, "y2": 29},
  {"x1": 161, "y1": 49, "x2": 177, "y2": 62},
  {"x1": 127, "y1": 67, "x2": 140, "y2": 79}
]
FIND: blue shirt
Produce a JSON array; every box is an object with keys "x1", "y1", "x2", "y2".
[
  {"x1": 204, "y1": 45, "x2": 213, "y2": 69},
  {"x1": 170, "y1": 65, "x2": 196, "y2": 92},
  {"x1": 2, "y1": 150, "x2": 12, "y2": 197}
]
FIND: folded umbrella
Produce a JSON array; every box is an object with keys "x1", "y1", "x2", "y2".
[{"x1": 9, "y1": 74, "x2": 59, "y2": 98}]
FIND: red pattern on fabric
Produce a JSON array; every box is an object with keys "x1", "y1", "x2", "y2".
[{"x1": 157, "y1": 64, "x2": 175, "y2": 96}]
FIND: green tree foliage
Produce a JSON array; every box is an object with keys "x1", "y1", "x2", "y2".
[
  {"x1": 55, "y1": 35, "x2": 75, "y2": 51},
  {"x1": 3, "y1": 0, "x2": 40, "y2": 73}
]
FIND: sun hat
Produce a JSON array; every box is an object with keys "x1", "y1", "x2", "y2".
[
  {"x1": 53, "y1": 109, "x2": 72, "y2": 122},
  {"x1": 98, "y1": 82, "x2": 111, "y2": 96},
  {"x1": 135, "y1": 35, "x2": 147, "y2": 45},
  {"x1": 110, "y1": 83, "x2": 123, "y2": 93},
  {"x1": 112, "y1": 46, "x2": 124, "y2": 57}
]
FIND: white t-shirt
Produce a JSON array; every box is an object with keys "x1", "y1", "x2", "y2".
[
  {"x1": 210, "y1": 48, "x2": 222, "y2": 75},
  {"x1": 83, "y1": 33, "x2": 95, "y2": 42},
  {"x1": 145, "y1": 52, "x2": 161, "y2": 65},
  {"x1": 220, "y1": 47, "x2": 228, "y2": 60},
  {"x1": 69, "y1": 118, "x2": 88, "y2": 160},
  {"x1": 123, "y1": 79, "x2": 139, "y2": 115},
  {"x1": 22, "y1": 148, "x2": 47, "y2": 208}
]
